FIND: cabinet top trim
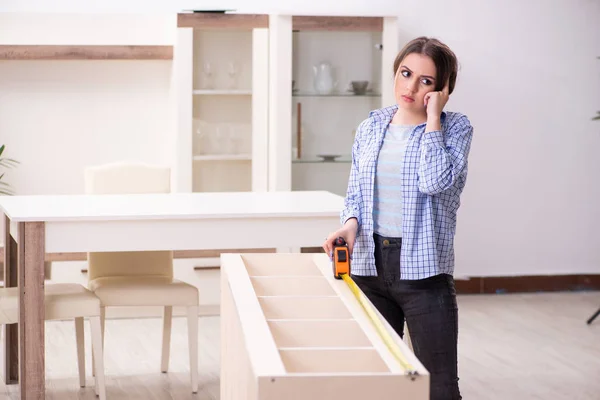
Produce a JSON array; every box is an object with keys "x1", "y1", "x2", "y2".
[
  {"x1": 292, "y1": 16, "x2": 384, "y2": 31},
  {"x1": 177, "y1": 13, "x2": 269, "y2": 29},
  {"x1": 177, "y1": 14, "x2": 386, "y2": 31}
]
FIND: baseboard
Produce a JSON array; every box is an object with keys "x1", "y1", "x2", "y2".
[{"x1": 455, "y1": 274, "x2": 600, "y2": 294}]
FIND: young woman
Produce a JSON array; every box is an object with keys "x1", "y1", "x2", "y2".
[{"x1": 323, "y1": 36, "x2": 473, "y2": 400}]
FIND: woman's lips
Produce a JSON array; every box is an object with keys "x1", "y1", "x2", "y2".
[{"x1": 401, "y1": 95, "x2": 414, "y2": 103}]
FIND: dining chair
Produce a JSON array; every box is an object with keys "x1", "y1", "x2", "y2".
[
  {"x1": 0, "y1": 283, "x2": 106, "y2": 399},
  {"x1": 84, "y1": 161, "x2": 199, "y2": 393}
]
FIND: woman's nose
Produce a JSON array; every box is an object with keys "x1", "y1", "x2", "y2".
[{"x1": 406, "y1": 78, "x2": 418, "y2": 92}]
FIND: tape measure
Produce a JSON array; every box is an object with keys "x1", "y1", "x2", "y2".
[{"x1": 332, "y1": 237, "x2": 418, "y2": 378}]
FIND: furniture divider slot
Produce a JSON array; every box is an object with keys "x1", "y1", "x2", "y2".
[
  {"x1": 258, "y1": 296, "x2": 352, "y2": 319},
  {"x1": 241, "y1": 253, "x2": 323, "y2": 276},
  {"x1": 250, "y1": 276, "x2": 335, "y2": 296},
  {"x1": 268, "y1": 319, "x2": 372, "y2": 348},
  {"x1": 279, "y1": 348, "x2": 390, "y2": 373}
]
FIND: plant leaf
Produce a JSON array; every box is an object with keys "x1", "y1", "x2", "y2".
[
  {"x1": 0, "y1": 159, "x2": 19, "y2": 167},
  {"x1": 0, "y1": 161, "x2": 17, "y2": 168}
]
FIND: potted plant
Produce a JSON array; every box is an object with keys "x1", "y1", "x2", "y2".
[{"x1": 0, "y1": 144, "x2": 19, "y2": 195}]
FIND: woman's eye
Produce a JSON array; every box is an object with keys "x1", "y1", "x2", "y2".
[
  {"x1": 401, "y1": 70, "x2": 410, "y2": 77},
  {"x1": 421, "y1": 79, "x2": 432, "y2": 85}
]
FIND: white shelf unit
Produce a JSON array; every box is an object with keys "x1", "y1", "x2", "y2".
[
  {"x1": 174, "y1": 13, "x2": 269, "y2": 193},
  {"x1": 268, "y1": 15, "x2": 399, "y2": 196}
]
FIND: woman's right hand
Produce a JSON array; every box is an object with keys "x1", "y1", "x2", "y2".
[{"x1": 323, "y1": 218, "x2": 358, "y2": 258}]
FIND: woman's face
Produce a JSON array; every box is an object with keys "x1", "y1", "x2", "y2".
[{"x1": 394, "y1": 52, "x2": 437, "y2": 112}]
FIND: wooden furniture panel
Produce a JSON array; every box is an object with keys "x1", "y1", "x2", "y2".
[
  {"x1": 19, "y1": 222, "x2": 46, "y2": 398},
  {"x1": 0, "y1": 45, "x2": 173, "y2": 60},
  {"x1": 220, "y1": 252, "x2": 429, "y2": 399},
  {"x1": 178, "y1": 13, "x2": 268, "y2": 29},
  {"x1": 292, "y1": 16, "x2": 383, "y2": 31}
]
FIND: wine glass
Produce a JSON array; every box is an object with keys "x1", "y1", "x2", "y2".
[
  {"x1": 202, "y1": 61, "x2": 213, "y2": 89},
  {"x1": 227, "y1": 62, "x2": 239, "y2": 89}
]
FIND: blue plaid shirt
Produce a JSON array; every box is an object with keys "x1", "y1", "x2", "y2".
[{"x1": 341, "y1": 104, "x2": 474, "y2": 279}]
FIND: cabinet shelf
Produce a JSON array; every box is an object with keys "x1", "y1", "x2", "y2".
[
  {"x1": 193, "y1": 154, "x2": 252, "y2": 161},
  {"x1": 292, "y1": 158, "x2": 351, "y2": 164},
  {"x1": 193, "y1": 89, "x2": 252, "y2": 95},
  {"x1": 292, "y1": 91, "x2": 381, "y2": 98}
]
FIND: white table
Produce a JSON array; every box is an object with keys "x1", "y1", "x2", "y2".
[{"x1": 0, "y1": 190, "x2": 344, "y2": 399}]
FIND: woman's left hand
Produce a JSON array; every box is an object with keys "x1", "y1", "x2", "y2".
[{"x1": 424, "y1": 81, "x2": 450, "y2": 118}]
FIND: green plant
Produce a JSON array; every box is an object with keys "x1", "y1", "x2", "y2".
[{"x1": 0, "y1": 144, "x2": 19, "y2": 195}]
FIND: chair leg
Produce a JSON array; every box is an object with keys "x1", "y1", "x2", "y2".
[
  {"x1": 74, "y1": 317, "x2": 86, "y2": 388},
  {"x1": 93, "y1": 306, "x2": 106, "y2": 378},
  {"x1": 89, "y1": 316, "x2": 107, "y2": 400},
  {"x1": 187, "y1": 305, "x2": 199, "y2": 393},
  {"x1": 161, "y1": 306, "x2": 173, "y2": 373}
]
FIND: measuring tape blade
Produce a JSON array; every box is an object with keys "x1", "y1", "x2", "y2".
[{"x1": 341, "y1": 273, "x2": 418, "y2": 376}]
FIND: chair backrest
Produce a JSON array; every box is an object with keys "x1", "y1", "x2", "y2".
[{"x1": 84, "y1": 161, "x2": 173, "y2": 281}]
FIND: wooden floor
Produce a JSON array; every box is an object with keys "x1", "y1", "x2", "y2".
[{"x1": 0, "y1": 291, "x2": 599, "y2": 399}]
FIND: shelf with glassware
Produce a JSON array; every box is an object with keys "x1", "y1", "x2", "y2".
[
  {"x1": 174, "y1": 12, "x2": 269, "y2": 193},
  {"x1": 273, "y1": 15, "x2": 399, "y2": 197}
]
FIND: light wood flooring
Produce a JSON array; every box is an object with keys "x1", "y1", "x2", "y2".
[{"x1": 0, "y1": 288, "x2": 598, "y2": 399}]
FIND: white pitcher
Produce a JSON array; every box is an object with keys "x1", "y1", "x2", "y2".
[{"x1": 313, "y1": 62, "x2": 336, "y2": 94}]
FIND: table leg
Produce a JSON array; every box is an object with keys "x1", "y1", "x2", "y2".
[
  {"x1": 3, "y1": 215, "x2": 19, "y2": 384},
  {"x1": 18, "y1": 222, "x2": 45, "y2": 399}
]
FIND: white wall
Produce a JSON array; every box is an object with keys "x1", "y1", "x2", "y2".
[{"x1": 1, "y1": 0, "x2": 599, "y2": 277}]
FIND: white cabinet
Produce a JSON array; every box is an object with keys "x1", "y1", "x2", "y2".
[
  {"x1": 174, "y1": 13, "x2": 269, "y2": 193},
  {"x1": 174, "y1": 13, "x2": 398, "y2": 196}
]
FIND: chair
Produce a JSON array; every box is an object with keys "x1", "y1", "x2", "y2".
[
  {"x1": 0, "y1": 283, "x2": 106, "y2": 399},
  {"x1": 84, "y1": 161, "x2": 199, "y2": 393}
]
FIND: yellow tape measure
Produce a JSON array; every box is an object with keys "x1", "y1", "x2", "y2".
[{"x1": 341, "y1": 273, "x2": 418, "y2": 378}]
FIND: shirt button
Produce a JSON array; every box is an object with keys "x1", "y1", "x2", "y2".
[{"x1": 383, "y1": 239, "x2": 390, "y2": 246}]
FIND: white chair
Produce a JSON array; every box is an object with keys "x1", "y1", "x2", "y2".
[
  {"x1": 84, "y1": 161, "x2": 199, "y2": 393},
  {"x1": 0, "y1": 283, "x2": 106, "y2": 399}
]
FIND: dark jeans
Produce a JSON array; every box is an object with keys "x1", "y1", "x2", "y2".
[{"x1": 351, "y1": 233, "x2": 461, "y2": 400}]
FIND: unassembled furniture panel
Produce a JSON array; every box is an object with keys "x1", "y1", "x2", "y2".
[{"x1": 220, "y1": 253, "x2": 429, "y2": 399}]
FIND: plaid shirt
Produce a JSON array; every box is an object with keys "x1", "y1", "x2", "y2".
[{"x1": 341, "y1": 104, "x2": 474, "y2": 279}]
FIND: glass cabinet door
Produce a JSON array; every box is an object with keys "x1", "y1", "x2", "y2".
[
  {"x1": 267, "y1": 15, "x2": 398, "y2": 196},
  {"x1": 175, "y1": 12, "x2": 269, "y2": 193}
]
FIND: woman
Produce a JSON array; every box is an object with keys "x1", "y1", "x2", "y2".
[{"x1": 323, "y1": 36, "x2": 473, "y2": 400}]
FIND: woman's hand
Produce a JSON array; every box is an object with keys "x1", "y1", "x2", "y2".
[
  {"x1": 323, "y1": 218, "x2": 358, "y2": 258},
  {"x1": 424, "y1": 81, "x2": 450, "y2": 119}
]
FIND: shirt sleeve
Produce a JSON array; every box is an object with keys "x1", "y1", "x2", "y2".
[
  {"x1": 340, "y1": 119, "x2": 369, "y2": 227},
  {"x1": 417, "y1": 114, "x2": 474, "y2": 195}
]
